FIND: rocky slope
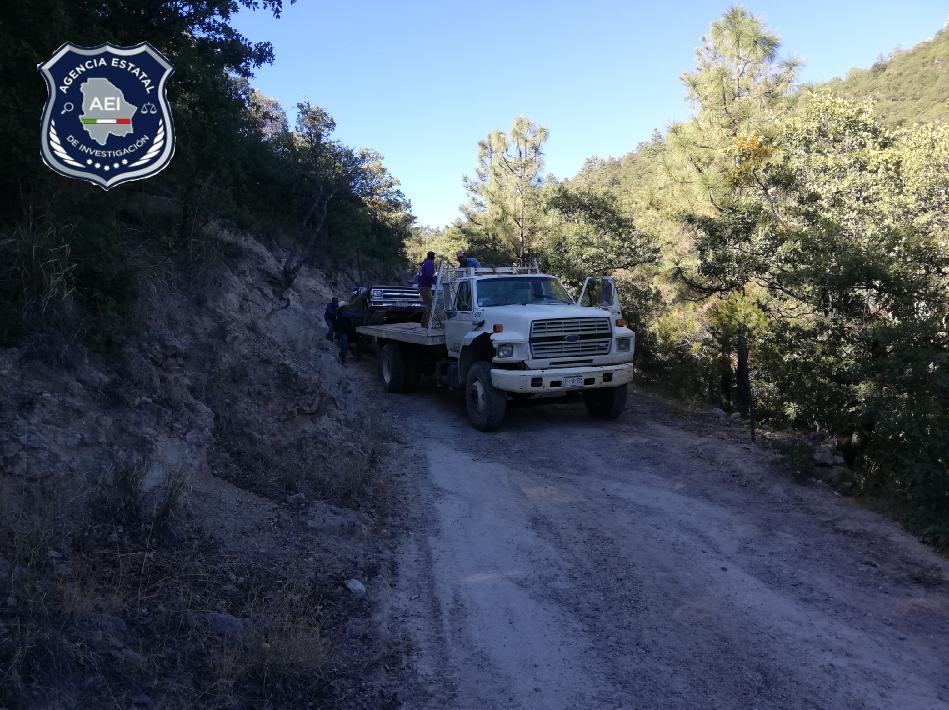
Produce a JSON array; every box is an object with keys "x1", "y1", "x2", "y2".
[{"x1": 0, "y1": 231, "x2": 403, "y2": 708}]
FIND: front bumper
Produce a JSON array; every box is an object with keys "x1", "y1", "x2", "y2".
[
  {"x1": 370, "y1": 301, "x2": 423, "y2": 310},
  {"x1": 490, "y1": 363, "x2": 635, "y2": 394}
]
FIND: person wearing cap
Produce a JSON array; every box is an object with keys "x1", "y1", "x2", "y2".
[
  {"x1": 456, "y1": 250, "x2": 481, "y2": 268},
  {"x1": 418, "y1": 251, "x2": 436, "y2": 327}
]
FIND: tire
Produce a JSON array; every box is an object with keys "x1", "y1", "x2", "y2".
[
  {"x1": 379, "y1": 343, "x2": 407, "y2": 393},
  {"x1": 584, "y1": 384, "x2": 628, "y2": 419},
  {"x1": 465, "y1": 361, "x2": 507, "y2": 431}
]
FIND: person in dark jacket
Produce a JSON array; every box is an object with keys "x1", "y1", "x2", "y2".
[
  {"x1": 418, "y1": 251, "x2": 436, "y2": 327},
  {"x1": 324, "y1": 297, "x2": 340, "y2": 340},
  {"x1": 333, "y1": 308, "x2": 356, "y2": 365}
]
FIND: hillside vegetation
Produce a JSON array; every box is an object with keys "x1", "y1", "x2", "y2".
[
  {"x1": 418, "y1": 8, "x2": 949, "y2": 547},
  {"x1": 0, "y1": 0, "x2": 413, "y2": 351},
  {"x1": 824, "y1": 27, "x2": 949, "y2": 127},
  {"x1": 0, "y1": 2, "x2": 411, "y2": 705}
]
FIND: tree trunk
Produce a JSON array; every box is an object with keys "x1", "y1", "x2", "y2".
[
  {"x1": 282, "y1": 188, "x2": 335, "y2": 289},
  {"x1": 718, "y1": 349, "x2": 734, "y2": 409},
  {"x1": 735, "y1": 334, "x2": 751, "y2": 417}
]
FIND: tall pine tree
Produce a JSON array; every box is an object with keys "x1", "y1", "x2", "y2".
[{"x1": 461, "y1": 117, "x2": 549, "y2": 264}]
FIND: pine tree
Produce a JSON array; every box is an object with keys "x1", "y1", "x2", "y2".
[{"x1": 461, "y1": 117, "x2": 549, "y2": 264}]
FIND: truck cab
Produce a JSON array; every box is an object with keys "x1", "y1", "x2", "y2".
[{"x1": 441, "y1": 271, "x2": 635, "y2": 429}]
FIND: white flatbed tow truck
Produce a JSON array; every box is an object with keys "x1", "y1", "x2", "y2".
[{"x1": 356, "y1": 265, "x2": 635, "y2": 431}]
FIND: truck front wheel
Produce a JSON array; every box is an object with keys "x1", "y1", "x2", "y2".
[
  {"x1": 584, "y1": 384, "x2": 628, "y2": 419},
  {"x1": 465, "y1": 361, "x2": 507, "y2": 431}
]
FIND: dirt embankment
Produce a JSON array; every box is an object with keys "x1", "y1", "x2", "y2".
[{"x1": 0, "y1": 233, "x2": 401, "y2": 708}]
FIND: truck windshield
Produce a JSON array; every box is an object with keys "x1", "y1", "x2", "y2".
[{"x1": 476, "y1": 277, "x2": 574, "y2": 307}]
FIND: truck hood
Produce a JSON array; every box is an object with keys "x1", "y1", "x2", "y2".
[{"x1": 480, "y1": 303, "x2": 611, "y2": 322}]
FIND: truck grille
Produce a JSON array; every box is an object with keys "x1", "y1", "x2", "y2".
[
  {"x1": 530, "y1": 318, "x2": 612, "y2": 358},
  {"x1": 373, "y1": 287, "x2": 421, "y2": 304}
]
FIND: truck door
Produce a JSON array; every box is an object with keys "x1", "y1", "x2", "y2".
[
  {"x1": 444, "y1": 279, "x2": 474, "y2": 356},
  {"x1": 578, "y1": 276, "x2": 622, "y2": 320}
]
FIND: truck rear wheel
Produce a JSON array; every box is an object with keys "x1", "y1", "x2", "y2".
[
  {"x1": 379, "y1": 343, "x2": 408, "y2": 393},
  {"x1": 584, "y1": 384, "x2": 627, "y2": 419},
  {"x1": 465, "y1": 361, "x2": 506, "y2": 431}
]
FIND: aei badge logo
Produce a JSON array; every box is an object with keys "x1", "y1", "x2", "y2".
[{"x1": 38, "y1": 43, "x2": 174, "y2": 189}]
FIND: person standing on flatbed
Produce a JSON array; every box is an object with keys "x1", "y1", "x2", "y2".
[
  {"x1": 418, "y1": 250, "x2": 436, "y2": 327},
  {"x1": 456, "y1": 250, "x2": 481, "y2": 268}
]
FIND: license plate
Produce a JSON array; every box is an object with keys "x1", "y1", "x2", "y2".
[
  {"x1": 563, "y1": 375, "x2": 584, "y2": 388},
  {"x1": 396, "y1": 300, "x2": 412, "y2": 308}
]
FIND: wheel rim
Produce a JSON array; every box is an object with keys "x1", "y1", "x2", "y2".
[
  {"x1": 382, "y1": 354, "x2": 392, "y2": 384},
  {"x1": 468, "y1": 379, "x2": 486, "y2": 413}
]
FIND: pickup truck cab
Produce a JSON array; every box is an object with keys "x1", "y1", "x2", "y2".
[
  {"x1": 356, "y1": 266, "x2": 635, "y2": 431},
  {"x1": 346, "y1": 284, "x2": 423, "y2": 325}
]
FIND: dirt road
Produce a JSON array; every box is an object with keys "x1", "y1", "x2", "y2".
[{"x1": 365, "y1": 365, "x2": 949, "y2": 709}]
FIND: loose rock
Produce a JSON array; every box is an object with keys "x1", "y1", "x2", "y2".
[{"x1": 344, "y1": 578, "x2": 366, "y2": 595}]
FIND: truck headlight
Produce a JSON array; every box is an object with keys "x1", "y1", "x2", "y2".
[
  {"x1": 496, "y1": 344, "x2": 515, "y2": 358},
  {"x1": 616, "y1": 337, "x2": 632, "y2": 352},
  {"x1": 370, "y1": 289, "x2": 383, "y2": 300}
]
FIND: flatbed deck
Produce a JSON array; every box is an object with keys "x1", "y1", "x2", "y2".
[{"x1": 356, "y1": 321, "x2": 446, "y2": 346}]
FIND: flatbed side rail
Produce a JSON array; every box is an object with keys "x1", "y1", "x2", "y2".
[{"x1": 356, "y1": 322, "x2": 446, "y2": 346}]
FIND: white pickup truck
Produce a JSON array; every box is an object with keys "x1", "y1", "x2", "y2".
[{"x1": 356, "y1": 266, "x2": 635, "y2": 431}]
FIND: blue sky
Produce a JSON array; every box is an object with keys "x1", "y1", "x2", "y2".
[{"x1": 233, "y1": 1, "x2": 948, "y2": 227}]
